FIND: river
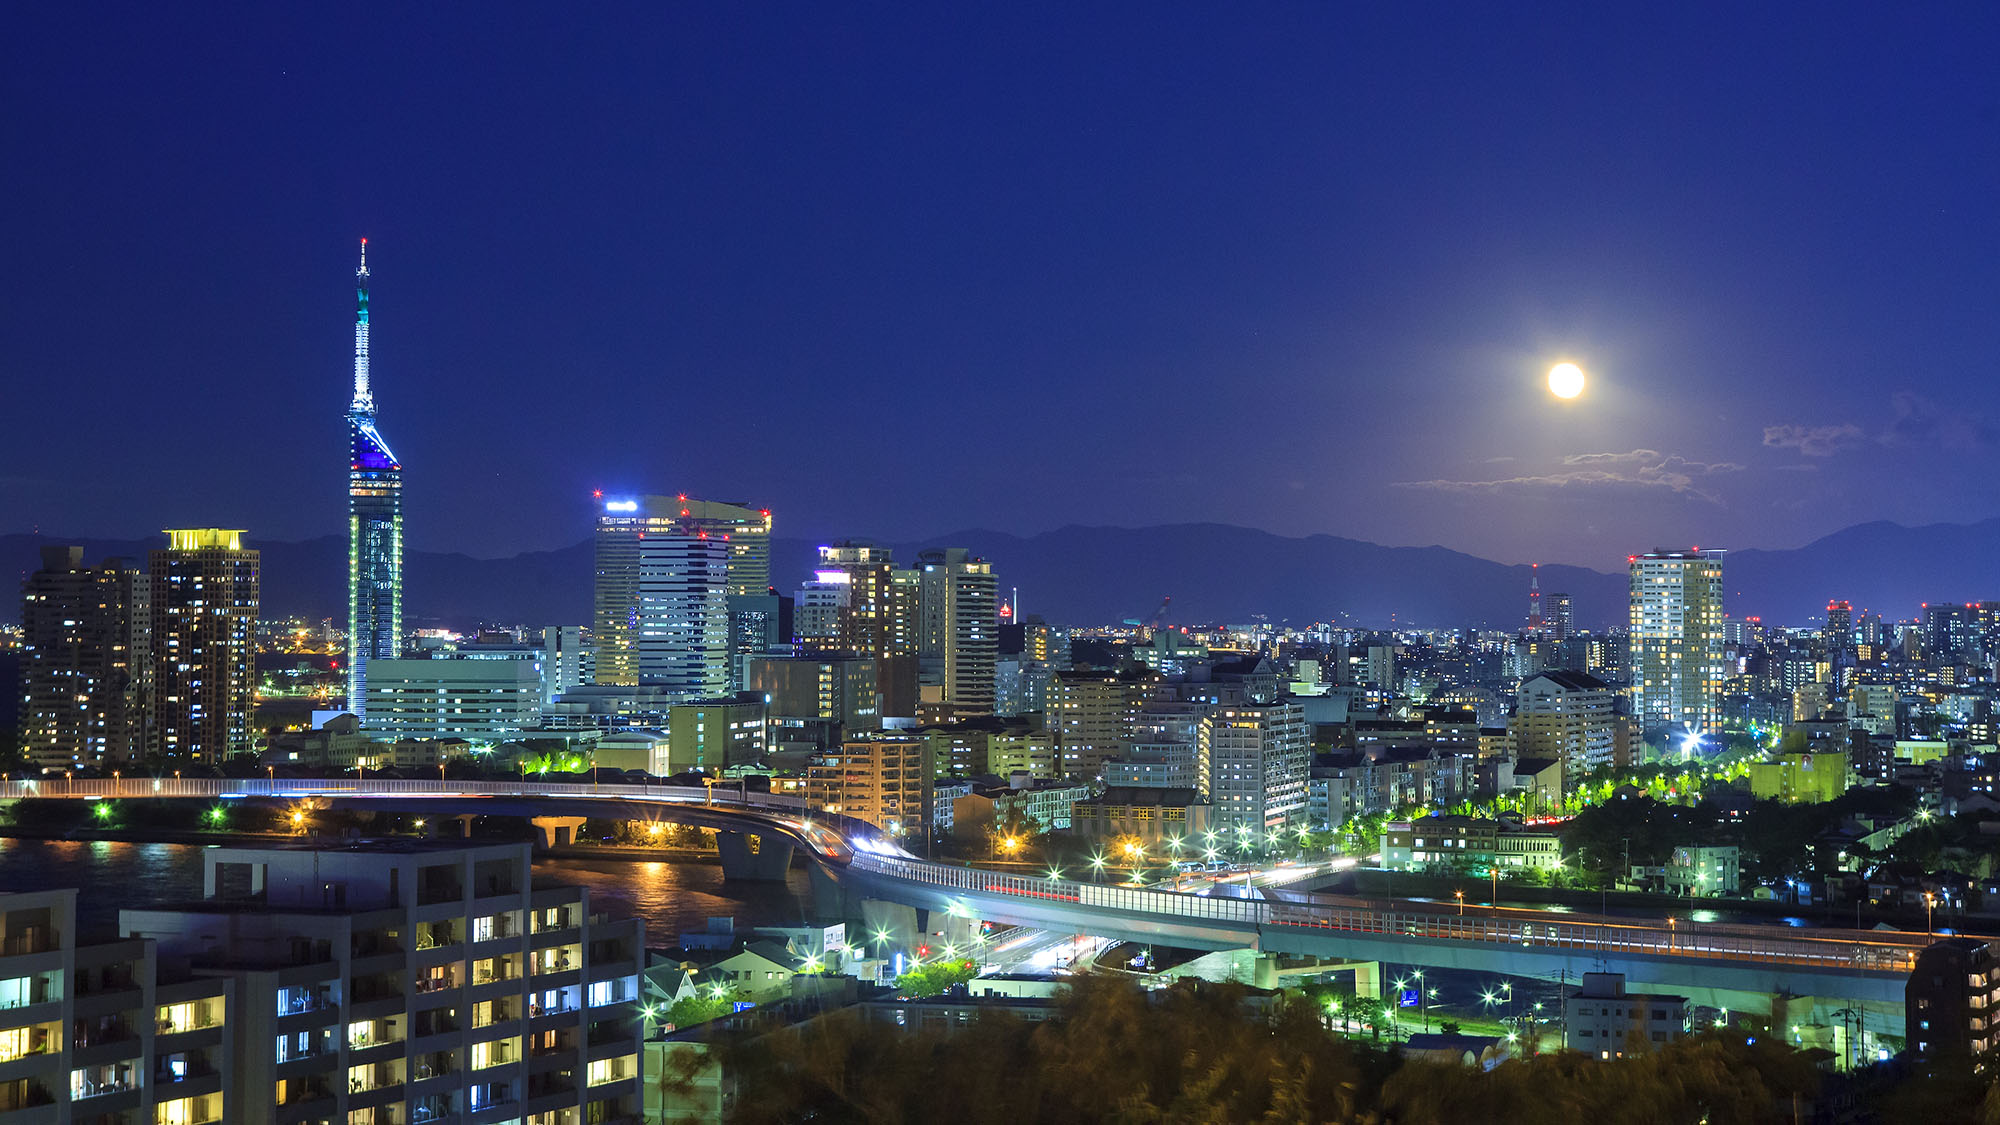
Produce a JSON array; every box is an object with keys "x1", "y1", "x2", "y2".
[{"x1": 0, "y1": 839, "x2": 817, "y2": 945}]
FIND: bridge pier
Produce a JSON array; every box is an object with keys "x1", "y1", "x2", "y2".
[
  {"x1": 716, "y1": 832, "x2": 795, "y2": 882},
  {"x1": 861, "y1": 899, "x2": 922, "y2": 960},
  {"x1": 451, "y1": 815, "x2": 476, "y2": 838},
  {"x1": 529, "y1": 816, "x2": 588, "y2": 850},
  {"x1": 805, "y1": 861, "x2": 854, "y2": 924}
]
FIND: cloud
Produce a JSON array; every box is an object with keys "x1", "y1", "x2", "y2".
[
  {"x1": 1881, "y1": 391, "x2": 1996, "y2": 450},
  {"x1": 1763, "y1": 423, "x2": 1863, "y2": 457},
  {"x1": 1394, "y1": 449, "x2": 1742, "y2": 503}
]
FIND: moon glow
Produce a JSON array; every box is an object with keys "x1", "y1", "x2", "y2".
[{"x1": 1548, "y1": 362, "x2": 1585, "y2": 399}]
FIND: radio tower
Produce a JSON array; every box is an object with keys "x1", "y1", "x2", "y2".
[
  {"x1": 346, "y1": 239, "x2": 403, "y2": 722},
  {"x1": 1527, "y1": 564, "x2": 1544, "y2": 633}
]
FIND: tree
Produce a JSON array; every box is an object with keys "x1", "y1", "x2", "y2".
[
  {"x1": 986, "y1": 804, "x2": 1043, "y2": 860},
  {"x1": 664, "y1": 985, "x2": 747, "y2": 1030},
  {"x1": 893, "y1": 958, "x2": 977, "y2": 998}
]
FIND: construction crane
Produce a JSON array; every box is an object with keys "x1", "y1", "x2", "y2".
[{"x1": 1122, "y1": 595, "x2": 1171, "y2": 630}]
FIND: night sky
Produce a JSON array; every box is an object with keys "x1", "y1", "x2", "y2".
[{"x1": 7, "y1": 6, "x2": 1999, "y2": 570}]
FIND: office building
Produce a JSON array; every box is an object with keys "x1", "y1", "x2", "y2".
[
  {"x1": 725, "y1": 594, "x2": 792, "y2": 690},
  {"x1": 346, "y1": 240, "x2": 404, "y2": 724},
  {"x1": 745, "y1": 654, "x2": 880, "y2": 749},
  {"x1": 1907, "y1": 937, "x2": 2000, "y2": 1065},
  {"x1": 360, "y1": 655, "x2": 544, "y2": 741},
  {"x1": 541, "y1": 625, "x2": 590, "y2": 706},
  {"x1": 1048, "y1": 670, "x2": 1153, "y2": 780},
  {"x1": 806, "y1": 733, "x2": 932, "y2": 835},
  {"x1": 592, "y1": 496, "x2": 770, "y2": 685},
  {"x1": 1511, "y1": 670, "x2": 1619, "y2": 775},
  {"x1": 1547, "y1": 593, "x2": 1573, "y2": 640},
  {"x1": 662, "y1": 694, "x2": 769, "y2": 774},
  {"x1": 151, "y1": 529, "x2": 259, "y2": 761},
  {"x1": 1629, "y1": 549, "x2": 1725, "y2": 736},
  {"x1": 913, "y1": 549, "x2": 998, "y2": 715},
  {"x1": 636, "y1": 530, "x2": 731, "y2": 700},
  {"x1": 813, "y1": 542, "x2": 895, "y2": 657},
  {"x1": 121, "y1": 841, "x2": 645, "y2": 1125},
  {"x1": 18, "y1": 546, "x2": 151, "y2": 768},
  {"x1": 1823, "y1": 600, "x2": 1852, "y2": 654},
  {"x1": 1564, "y1": 972, "x2": 1687, "y2": 1057},
  {"x1": 1104, "y1": 699, "x2": 1210, "y2": 792},
  {"x1": 1199, "y1": 700, "x2": 1308, "y2": 832}
]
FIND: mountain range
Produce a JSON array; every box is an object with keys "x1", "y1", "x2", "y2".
[{"x1": 4, "y1": 519, "x2": 1996, "y2": 631}]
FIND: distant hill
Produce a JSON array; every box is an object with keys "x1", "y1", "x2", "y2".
[{"x1": 5, "y1": 518, "x2": 1998, "y2": 629}]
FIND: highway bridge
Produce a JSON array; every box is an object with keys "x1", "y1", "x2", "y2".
[{"x1": 3, "y1": 776, "x2": 1951, "y2": 1037}]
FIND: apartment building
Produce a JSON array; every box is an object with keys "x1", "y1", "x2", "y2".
[{"x1": 120, "y1": 841, "x2": 644, "y2": 1125}]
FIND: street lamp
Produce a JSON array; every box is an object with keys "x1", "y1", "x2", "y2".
[
  {"x1": 1455, "y1": 889, "x2": 1465, "y2": 916},
  {"x1": 1925, "y1": 891, "x2": 1936, "y2": 938}
]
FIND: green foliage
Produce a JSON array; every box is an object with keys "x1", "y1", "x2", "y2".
[
  {"x1": 519, "y1": 750, "x2": 589, "y2": 775},
  {"x1": 893, "y1": 959, "x2": 977, "y2": 998},
  {"x1": 665, "y1": 986, "x2": 747, "y2": 1030},
  {"x1": 681, "y1": 977, "x2": 1865, "y2": 1124}
]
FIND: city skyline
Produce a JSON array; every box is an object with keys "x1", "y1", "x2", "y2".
[{"x1": 9, "y1": 8, "x2": 2000, "y2": 569}]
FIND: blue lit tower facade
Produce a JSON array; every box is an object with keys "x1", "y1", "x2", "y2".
[{"x1": 346, "y1": 239, "x2": 403, "y2": 720}]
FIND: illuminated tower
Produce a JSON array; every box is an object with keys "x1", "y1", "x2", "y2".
[
  {"x1": 346, "y1": 239, "x2": 403, "y2": 720},
  {"x1": 1526, "y1": 564, "x2": 1544, "y2": 633}
]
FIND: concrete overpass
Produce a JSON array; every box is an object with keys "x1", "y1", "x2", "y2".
[{"x1": 4, "y1": 776, "x2": 1955, "y2": 1037}]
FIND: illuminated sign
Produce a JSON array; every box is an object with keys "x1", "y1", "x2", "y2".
[{"x1": 604, "y1": 500, "x2": 638, "y2": 513}]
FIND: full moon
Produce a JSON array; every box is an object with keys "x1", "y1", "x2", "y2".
[{"x1": 1548, "y1": 362, "x2": 1586, "y2": 399}]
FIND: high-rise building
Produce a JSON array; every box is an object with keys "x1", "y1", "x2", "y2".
[
  {"x1": 346, "y1": 240, "x2": 403, "y2": 723},
  {"x1": 1200, "y1": 700, "x2": 1309, "y2": 831},
  {"x1": 725, "y1": 593, "x2": 793, "y2": 690},
  {"x1": 592, "y1": 496, "x2": 770, "y2": 684},
  {"x1": 1512, "y1": 670, "x2": 1618, "y2": 775},
  {"x1": 18, "y1": 546, "x2": 152, "y2": 768},
  {"x1": 1048, "y1": 669, "x2": 1154, "y2": 780},
  {"x1": 1922, "y1": 602, "x2": 1979, "y2": 666},
  {"x1": 1628, "y1": 549, "x2": 1724, "y2": 736},
  {"x1": 1547, "y1": 593, "x2": 1574, "y2": 640},
  {"x1": 637, "y1": 530, "x2": 731, "y2": 700},
  {"x1": 913, "y1": 549, "x2": 997, "y2": 715},
  {"x1": 541, "y1": 625, "x2": 590, "y2": 706},
  {"x1": 745, "y1": 654, "x2": 879, "y2": 748},
  {"x1": 151, "y1": 529, "x2": 259, "y2": 760},
  {"x1": 1824, "y1": 600, "x2": 1853, "y2": 654},
  {"x1": 814, "y1": 542, "x2": 895, "y2": 657}
]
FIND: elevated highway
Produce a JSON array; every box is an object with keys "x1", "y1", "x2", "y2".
[{"x1": 4, "y1": 776, "x2": 1953, "y2": 1033}]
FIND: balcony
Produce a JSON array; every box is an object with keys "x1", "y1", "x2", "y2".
[{"x1": 0, "y1": 930, "x2": 58, "y2": 958}]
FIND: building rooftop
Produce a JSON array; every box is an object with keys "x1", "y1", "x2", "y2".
[
  {"x1": 1526, "y1": 669, "x2": 1610, "y2": 692},
  {"x1": 1078, "y1": 786, "x2": 1204, "y2": 808}
]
